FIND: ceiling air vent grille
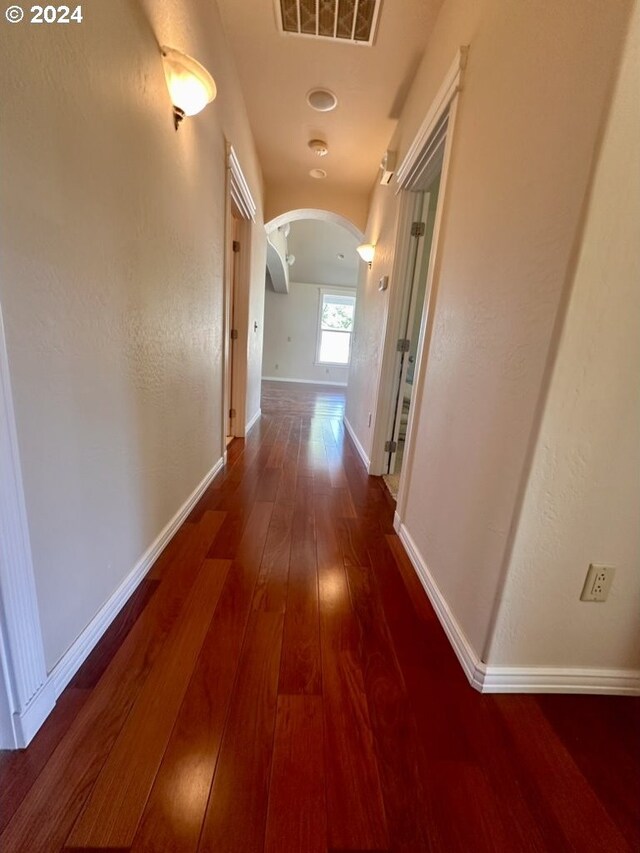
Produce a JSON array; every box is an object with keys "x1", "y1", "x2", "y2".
[{"x1": 276, "y1": 0, "x2": 382, "y2": 46}]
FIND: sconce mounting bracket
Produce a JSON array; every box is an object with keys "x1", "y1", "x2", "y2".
[{"x1": 173, "y1": 106, "x2": 185, "y2": 131}]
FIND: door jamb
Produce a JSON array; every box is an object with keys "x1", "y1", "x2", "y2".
[
  {"x1": 368, "y1": 48, "x2": 468, "y2": 495},
  {"x1": 394, "y1": 49, "x2": 468, "y2": 522},
  {"x1": 223, "y1": 144, "x2": 257, "y2": 446}
]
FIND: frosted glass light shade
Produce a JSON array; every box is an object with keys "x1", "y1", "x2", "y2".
[
  {"x1": 356, "y1": 243, "x2": 375, "y2": 264},
  {"x1": 161, "y1": 47, "x2": 216, "y2": 117}
]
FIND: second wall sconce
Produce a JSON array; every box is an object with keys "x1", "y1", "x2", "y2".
[
  {"x1": 356, "y1": 243, "x2": 376, "y2": 269},
  {"x1": 161, "y1": 46, "x2": 217, "y2": 130}
]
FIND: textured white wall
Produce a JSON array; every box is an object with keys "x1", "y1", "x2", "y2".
[
  {"x1": 489, "y1": 3, "x2": 640, "y2": 670},
  {"x1": 346, "y1": 183, "x2": 401, "y2": 458},
  {"x1": 0, "y1": 0, "x2": 264, "y2": 670},
  {"x1": 346, "y1": 0, "x2": 632, "y2": 660},
  {"x1": 263, "y1": 282, "x2": 354, "y2": 385},
  {"x1": 266, "y1": 183, "x2": 369, "y2": 234}
]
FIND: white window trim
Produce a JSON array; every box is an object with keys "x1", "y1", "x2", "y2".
[{"x1": 315, "y1": 287, "x2": 357, "y2": 367}]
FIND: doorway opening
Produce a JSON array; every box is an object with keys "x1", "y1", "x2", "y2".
[
  {"x1": 261, "y1": 211, "x2": 364, "y2": 403},
  {"x1": 368, "y1": 48, "x2": 467, "y2": 508},
  {"x1": 384, "y1": 147, "x2": 444, "y2": 495},
  {"x1": 223, "y1": 145, "x2": 257, "y2": 447}
]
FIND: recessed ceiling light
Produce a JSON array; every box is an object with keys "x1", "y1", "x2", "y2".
[
  {"x1": 309, "y1": 168, "x2": 327, "y2": 179},
  {"x1": 337, "y1": 253, "x2": 345, "y2": 260},
  {"x1": 308, "y1": 138, "x2": 329, "y2": 157},
  {"x1": 307, "y1": 88, "x2": 338, "y2": 112}
]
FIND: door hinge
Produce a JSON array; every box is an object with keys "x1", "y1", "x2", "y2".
[
  {"x1": 230, "y1": 329, "x2": 239, "y2": 340},
  {"x1": 411, "y1": 221, "x2": 426, "y2": 237},
  {"x1": 229, "y1": 408, "x2": 236, "y2": 419},
  {"x1": 396, "y1": 338, "x2": 410, "y2": 352},
  {"x1": 232, "y1": 240, "x2": 240, "y2": 253},
  {"x1": 384, "y1": 440, "x2": 398, "y2": 453}
]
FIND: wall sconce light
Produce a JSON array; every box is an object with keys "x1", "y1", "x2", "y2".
[
  {"x1": 357, "y1": 243, "x2": 376, "y2": 268},
  {"x1": 161, "y1": 46, "x2": 217, "y2": 130}
]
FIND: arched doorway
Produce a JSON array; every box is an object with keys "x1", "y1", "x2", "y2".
[{"x1": 261, "y1": 209, "x2": 364, "y2": 396}]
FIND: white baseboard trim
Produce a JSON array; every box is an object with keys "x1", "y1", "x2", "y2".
[
  {"x1": 262, "y1": 376, "x2": 348, "y2": 387},
  {"x1": 396, "y1": 519, "x2": 484, "y2": 689},
  {"x1": 50, "y1": 456, "x2": 225, "y2": 698},
  {"x1": 12, "y1": 679, "x2": 56, "y2": 748},
  {"x1": 395, "y1": 517, "x2": 640, "y2": 696},
  {"x1": 343, "y1": 416, "x2": 371, "y2": 472},
  {"x1": 245, "y1": 408, "x2": 261, "y2": 434},
  {"x1": 480, "y1": 665, "x2": 640, "y2": 695}
]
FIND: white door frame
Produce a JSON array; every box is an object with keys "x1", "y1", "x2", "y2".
[
  {"x1": 0, "y1": 304, "x2": 55, "y2": 748},
  {"x1": 369, "y1": 48, "x2": 468, "y2": 503},
  {"x1": 223, "y1": 145, "x2": 257, "y2": 444},
  {"x1": 386, "y1": 191, "x2": 432, "y2": 476}
]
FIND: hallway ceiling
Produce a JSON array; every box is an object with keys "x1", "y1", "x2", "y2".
[
  {"x1": 287, "y1": 219, "x2": 359, "y2": 287},
  {"x1": 217, "y1": 0, "x2": 442, "y2": 214}
]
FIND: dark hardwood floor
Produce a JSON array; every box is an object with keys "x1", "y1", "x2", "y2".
[{"x1": 1, "y1": 379, "x2": 638, "y2": 852}]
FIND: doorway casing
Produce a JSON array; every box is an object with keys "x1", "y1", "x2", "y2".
[
  {"x1": 0, "y1": 304, "x2": 55, "y2": 748},
  {"x1": 223, "y1": 145, "x2": 257, "y2": 444},
  {"x1": 368, "y1": 47, "x2": 469, "y2": 531}
]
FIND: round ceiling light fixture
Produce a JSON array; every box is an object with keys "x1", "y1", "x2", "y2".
[
  {"x1": 306, "y1": 88, "x2": 338, "y2": 112},
  {"x1": 308, "y1": 138, "x2": 329, "y2": 157},
  {"x1": 309, "y1": 168, "x2": 327, "y2": 179}
]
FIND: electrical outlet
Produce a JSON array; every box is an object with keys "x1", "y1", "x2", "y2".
[{"x1": 580, "y1": 564, "x2": 615, "y2": 602}]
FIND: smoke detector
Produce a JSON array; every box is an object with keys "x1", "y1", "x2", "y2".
[
  {"x1": 309, "y1": 168, "x2": 327, "y2": 179},
  {"x1": 308, "y1": 139, "x2": 329, "y2": 157}
]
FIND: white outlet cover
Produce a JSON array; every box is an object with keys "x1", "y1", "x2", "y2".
[{"x1": 580, "y1": 564, "x2": 615, "y2": 602}]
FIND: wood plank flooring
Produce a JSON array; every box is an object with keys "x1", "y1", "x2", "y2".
[{"x1": 1, "y1": 379, "x2": 638, "y2": 852}]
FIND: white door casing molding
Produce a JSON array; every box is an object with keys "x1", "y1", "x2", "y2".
[
  {"x1": 224, "y1": 144, "x2": 257, "y2": 440},
  {"x1": 369, "y1": 47, "x2": 468, "y2": 478},
  {"x1": 228, "y1": 145, "x2": 257, "y2": 223},
  {"x1": 395, "y1": 47, "x2": 469, "y2": 191},
  {"x1": 0, "y1": 304, "x2": 55, "y2": 748},
  {"x1": 394, "y1": 96, "x2": 464, "y2": 521}
]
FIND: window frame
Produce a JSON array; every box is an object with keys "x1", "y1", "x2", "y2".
[{"x1": 315, "y1": 287, "x2": 357, "y2": 367}]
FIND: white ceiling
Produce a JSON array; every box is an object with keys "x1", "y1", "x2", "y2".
[
  {"x1": 286, "y1": 219, "x2": 359, "y2": 287},
  {"x1": 217, "y1": 0, "x2": 442, "y2": 209}
]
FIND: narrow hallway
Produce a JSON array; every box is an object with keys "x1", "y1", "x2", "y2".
[{"x1": 0, "y1": 385, "x2": 637, "y2": 852}]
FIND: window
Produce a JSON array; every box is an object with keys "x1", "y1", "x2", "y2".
[{"x1": 316, "y1": 290, "x2": 356, "y2": 365}]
